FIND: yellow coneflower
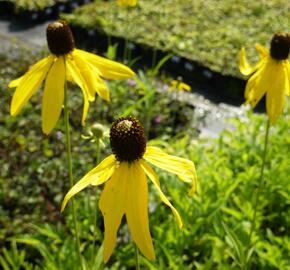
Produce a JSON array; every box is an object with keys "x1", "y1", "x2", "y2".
[
  {"x1": 61, "y1": 116, "x2": 197, "y2": 262},
  {"x1": 8, "y1": 20, "x2": 135, "y2": 134},
  {"x1": 239, "y1": 33, "x2": 290, "y2": 123},
  {"x1": 170, "y1": 79, "x2": 191, "y2": 92},
  {"x1": 117, "y1": 0, "x2": 137, "y2": 7}
]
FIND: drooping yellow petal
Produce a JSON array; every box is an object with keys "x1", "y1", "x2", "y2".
[
  {"x1": 73, "y1": 51, "x2": 110, "y2": 101},
  {"x1": 244, "y1": 64, "x2": 263, "y2": 102},
  {"x1": 99, "y1": 164, "x2": 127, "y2": 263},
  {"x1": 66, "y1": 57, "x2": 90, "y2": 124},
  {"x1": 286, "y1": 61, "x2": 290, "y2": 96},
  {"x1": 42, "y1": 56, "x2": 65, "y2": 134},
  {"x1": 72, "y1": 52, "x2": 96, "y2": 100},
  {"x1": 239, "y1": 47, "x2": 265, "y2": 76},
  {"x1": 10, "y1": 56, "x2": 54, "y2": 116},
  {"x1": 239, "y1": 47, "x2": 254, "y2": 76},
  {"x1": 246, "y1": 58, "x2": 275, "y2": 108},
  {"x1": 8, "y1": 76, "x2": 24, "y2": 88},
  {"x1": 125, "y1": 162, "x2": 155, "y2": 260},
  {"x1": 74, "y1": 49, "x2": 135, "y2": 80},
  {"x1": 255, "y1": 43, "x2": 269, "y2": 59},
  {"x1": 246, "y1": 57, "x2": 286, "y2": 108},
  {"x1": 266, "y1": 61, "x2": 287, "y2": 123},
  {"x1": 61, "y1": 155, "x2": 116, "y2": 212},
  {"x1": 140, "y1": 160, "x2": 183, "y2": 228},
  {"x1": 144, "y1": 146, "x2": 197, "y2": 196},
  {"x1": 94, "y1": 78, "x2": 110, "y2": 101},
  {"x1": 90, "y1": 158, "x2": 117, "y2": 186}
]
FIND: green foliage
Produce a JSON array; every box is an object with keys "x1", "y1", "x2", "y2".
[
  {"x1": 0, "y1": 37, "x2": 289, "y2": 269},
  {"x1": 149, "y1": 109, "x2": 290, "y2": 269},
  {"x1": 8, "y1": 0, "x2": 69, "y2": 12},
  {"x1": 0, "y1": 242, "x2": 36, "y2": 270},
  {"x1": 62, "y1": 0, "x2": 290, "y2": 77}
]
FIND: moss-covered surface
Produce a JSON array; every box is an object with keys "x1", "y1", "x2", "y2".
[{"x1": 62, "y1": 0, "x2": 290, "y2": 77}]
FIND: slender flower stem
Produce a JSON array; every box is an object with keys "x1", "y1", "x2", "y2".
[
  {"x1": 123, "y1": 38, "x2": 128, "y2": 61},
  {"x1": 151, "y1": 49, "x2": 157, "y2": 69},
  {"x1": 245, "y1": 119, "x2": 270, "y2": 268},
  {"x1": 134, "y1": 244, "x2": 140, "y2": 270},
  {"x1": 63, "y1": 59, "x2": 83, "y2": 268}
]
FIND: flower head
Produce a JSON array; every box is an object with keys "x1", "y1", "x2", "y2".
[
  {"x1": 239, "y1": 32, "x2": 290, "y2": 123},
  {"x1": 117, "y1": 0, "x2": 137, "y2": 7},
  {"x1": 8, "y1": 20, "x2": 135, "y2": 134},
  {"x1": 61, "y1": 116, "x2": 197, "y2": 262}
]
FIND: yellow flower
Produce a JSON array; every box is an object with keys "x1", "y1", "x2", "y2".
[
  {"x1": 170, "y1": 79, "x2": 191, "y2": 92},
  {"x1": 8, "y1": 20, "x2": 135, "y2": 134},
  {"x1": 239, "y1": 33, "x2": 290, "y2": 123},
  {"x1": 61, "y1": 116, "x2": 197, "y2": 262},
  {"x1": 117, "y1": 0, "x2": 137, "y2": 7}
]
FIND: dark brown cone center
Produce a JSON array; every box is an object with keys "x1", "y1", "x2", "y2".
[
  {"x1": 270, "y1": 33, "x2": 290, "y2": 60},
  {"x1": 110, "y1": 117, "x2": 147, "y2": 162},
  {"x1": 46, "y1": 20, "x2": 75, "y2": 56}
]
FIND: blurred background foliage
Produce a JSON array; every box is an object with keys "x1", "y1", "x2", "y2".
[{"x1": 0, "y1": 0, "x2": 290, "y2": 269}]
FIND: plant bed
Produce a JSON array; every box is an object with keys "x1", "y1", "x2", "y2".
[
  {"x1": 62, "y1": 0, "x2": 289, "y2": 104},
  {"x1": 0, "y1": 0, "x2": 93, "y2": 23},
  {"x1": 69, "y1": 24, "x2": 247, "y2": 105}
]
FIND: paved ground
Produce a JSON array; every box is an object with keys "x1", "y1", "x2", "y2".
[
  {"x1": 0, "y1": 18, "x2": 247, "y2": 138},
  {"x1": 0, "y1": 19, "x2": 49, "y2": 50}
]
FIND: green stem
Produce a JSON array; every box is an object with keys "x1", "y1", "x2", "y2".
[
  {"x1": 245, "y1": 119, "x2": 270, "y2": 268},
  {"x1": 92, "y1": 139, "x2": 101, "y2": 260},
  {"x1": 151, "y1": 49, "x2": 157, "y2": 69},
  {"x1": 63, "y1": 59, "x2": 83, "y2": 268},
  {"x1": 134, "y1": 244, "x2": 140, "y2": 270},
  {"x1": 123, "y1": 38, "x2": 128, "y2": 62}
]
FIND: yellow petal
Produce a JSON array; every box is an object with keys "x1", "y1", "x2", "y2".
[
  {"x1": 239, "y1": 47, "x2": 255, "y2": 76},
  {"x1": 125, "y1": 162, "x2": 155, "y2": 260},
  {"x1": 286, "y1": 61, "x2": 290, "y2": 96},
  {"x1": 118, "y1": 0, "x2": 137, "y2": 7},
  {"x1": 244, "y1": 64, "x2": 266, "y2": 106},
  {"x1": 61, "y1": 155, "x2": 116, "y2": 212},
  {"x1": 239, "y1": 47, "x2": 265, "y2": 77},
  {"x1": 170, "y1": 80, "x2": 191, "y2": 92},
  {"x1": 179, "y1": 82, "x2": 191, "y2": 91},
  {"x1": 8, "y1": 76, "x2": 24, "y2": 88},
  {"x1": 42, "y1": 57, "x2": 65, "y2": 134},
  {"x1": 99, "y1": 164, "x2": 126, "y2": 263},
  {"x1": 8, "y1": 56, "x2": 54, "y2": 89},
  {"x1": 140, "y1": 160, "x2": 183, "y2": 228},
  {"x1": 255, "y1": 43, "x2": 269, "y2": 59},
  {"x1": 73, "y1": 51, "x2": 110, "y2": 101},
  {"x1": 10, "y1": 56, "x2": 54, "y2": 116},
  {"x1": 94, "y1": 77, "x2": 111, "y2": 102},
  {"x1": 144, "y1": 146, "x2": 197, "y2": 196},
  {"x1": 74, "y1": 49, "x2": 135, "y2": 80},
  {"x1": 246, "y1": 59, "x2": 277, "y2": 109},
  {"x1": 66, "y1": 57, "x2": 90, "y2": 124},
  {"x1": 244, "y1": 66, "x2": 261, "y2": 101},
  {"x1": 72, "y1": 52, "x2": 96, "y2": 100},
  {"x1": 266, "y1": 61, "x2": 287, "y2": 123}
]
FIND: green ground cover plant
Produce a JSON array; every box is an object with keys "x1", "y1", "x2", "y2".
[
  {"x1": 62, "y1": 0, "x2": 290, "y2": 77},
  {"x1": 0, "y1": 43, "x2": 289, "y2": 269},
  {"x1": 4, "y1": 0, "x2": 69, "y2": 12}
]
